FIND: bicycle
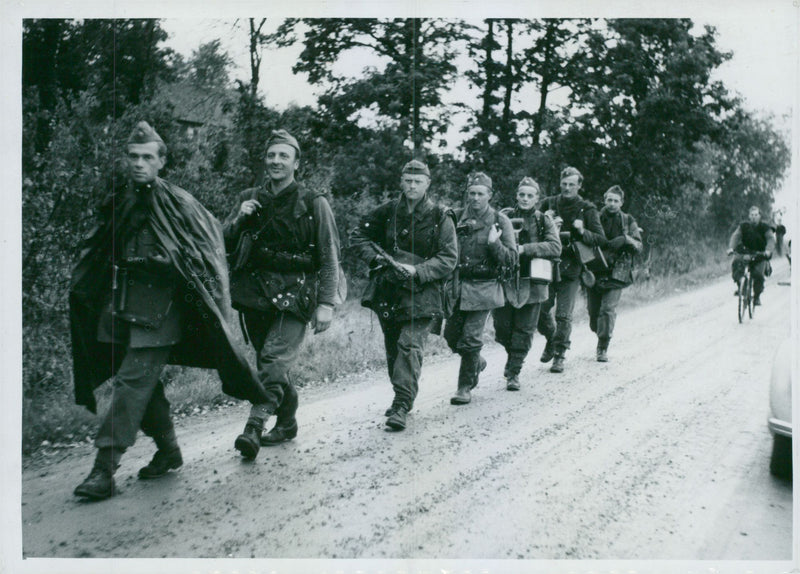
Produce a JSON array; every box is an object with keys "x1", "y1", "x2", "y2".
[{"x1": 729, "y1": 249, "x2": 766, "y2": 323}]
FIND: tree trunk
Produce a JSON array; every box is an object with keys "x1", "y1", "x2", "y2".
[
  {"x1": 500, "y1": 20, "x2": 515, "y2": 144},
  {"x1": 532, "y1": 21, "x2": 556, "y2": 148},
  {"x1": 249, "y1": 18, "x2": 266, "y2": 101},
  {"x1": 411, "y1": 18, "x2": 423, "y2": 153}
]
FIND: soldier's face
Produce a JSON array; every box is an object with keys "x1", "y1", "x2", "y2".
[
  {"x1": 749, "y1": 208, "x2": 761, "y2": 223},
  {"x1": 466, "y1": 185, "x2": 492, "y2": 212},
  {"x1": 266, "y1": 144, "x2": 299, "y2": 182},
  {"x1": 604, "y1": 191, "x2": 623, "y2": 213},
  {"x1": 400, "y1": 173, "x2": 430, "y2": 202},
  {"x1": 516, "y1": 186, "x2": 539, "y2": 210},
  {"x1": 127, "y1": 143, "x2": 164, "y2": 184},
  {"x1": 560, "y1": 175, "x2": 581, "y2": 198}
]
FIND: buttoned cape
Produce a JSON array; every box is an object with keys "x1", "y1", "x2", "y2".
[{"x1": 69, "y1": 177, "x2": 269, "y2": 413}]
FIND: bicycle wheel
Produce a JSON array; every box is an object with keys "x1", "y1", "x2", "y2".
[
  {"x1": 738, "y1": 276, "x2": 747, "y2": 323},
  {"x1": 747, "y1": 273, "x2": 754, "y2": 318}
]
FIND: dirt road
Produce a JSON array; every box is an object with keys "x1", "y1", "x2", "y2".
[{"x1": 20, "y1": 262, "x2": 793, "y2": 564}]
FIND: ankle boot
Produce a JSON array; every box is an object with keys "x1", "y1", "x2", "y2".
[
  {"x1": 540, "y1": 340, "x2": 555, "y2": 363},
  {"x1": 450, "y1": 385, "x2": 472, "y2": 405},
  {"x1": 235, "y1": 417, "x2": 264, "y2": 460},
  {"x1": 139, "y1": 429, "x2": 183, "y2": 478},
  {"x1": 550, "y1": 354, "x2": 565, "y2": 373},
  {"x1": 596, "y1": 339, "x2": 609, "y2": 362},
  {"x1": 74, "y1": 447, "x2": 121, "y2": 500}
]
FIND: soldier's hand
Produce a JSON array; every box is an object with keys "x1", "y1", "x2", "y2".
[
  {"x1": 146, "y1": 248, "x2": 174, "y2": 274},
  {"x1": 726, "y1": 248, "x2": 734, "y2": 256},
  {"x1": 488, "y1": 223, "x2": 502, "y2": 244},
  {"x1": 608, "y1": 236, "x2": 626, "y2": 251},
  {"x1": 312, "y1": 304, "x2": 333, "y2": 334},
  {"x1": 398, "y1": 263, "x2": 417, "y2": 278},
  {"x1": 238, "y1": 199, "x2": 262, "y2": 220},
  {"x1": 573, "y1": 219, "x2": 584, "y2": 234}
]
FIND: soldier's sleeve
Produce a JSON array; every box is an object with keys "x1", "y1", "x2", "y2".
[
  {"x1": 728, "y1": 225, "x2": 743, "y2": 251},
  {"x1": 349, "y1": 203, "x2": 387, "y2": 264},
  {"x1": 312, "y1": 195, "x2": 341, "y2": 307},
  {"x1": 222, "y1": 190, "x2": 253, "y2": 252},
  {"x1": 488, "y1": 212, "x2": 518, "y2": 268},
  {"x1": 575, "y1": 205, "x2": 606, "y2": 247},
  {"x1": 415, "y1": 212, "x2": 458, "y2": 284},
  {"x1": 626, "y1": 214, "x2": 644, "y2": 254},
  {"x1": 524, "y1": 213, "x2": 562, "y2": 259}
]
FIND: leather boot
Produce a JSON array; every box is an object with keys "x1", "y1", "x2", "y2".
[
  {"x1": 261, "y1": 419, "x2": 299, "y2": 446},
  {"x1": 550, "y1": 354, "x2": 565, "y2": 373},
  {"x1": 506, "y1": 375, "x2": 520, "y2": 391},
  {"x1": 540, "y1": 340, "x2": 555, "y2": 363},
  {"x1": 386, "y1": 407, "x2": 408, "y2": 431},
  {"x1": 596, "y1": 339, "x2": 609, "y2": 363},
  {"x1": 74, "y1": 448, "x2": 121, "y2": 500},
  {"x1": 235, "y1": 417, "x2": 264, "y2": 459},
  {"x1": 450, "y1": 385, "x2": 471, "y2": 405}
]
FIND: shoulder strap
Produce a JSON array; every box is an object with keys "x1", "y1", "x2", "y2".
[{"x1": 535, "y1": 211, "x2": 545, "y2": 241}]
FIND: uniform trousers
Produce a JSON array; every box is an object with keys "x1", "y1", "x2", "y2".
[
  {"x1": 95, "y1": 345, "x2": 175, "y2": 452},
  {"x1": 586, "y1": 286, "x2": 623, "y2": 346},
  {"x1": 378, "y1": 317, "x2": 433, "y2": 411},
  {"x1": 493, "y1": 302, "x2": 542, "y2": 377},
  {"x1": 537, "y1": 276, "x2": 581, "y2": 355},
  {"x1": 243, "y1": 308, "x2": 304, "y2": 426},
  {"x1": 731, "y1": 257, "x2": 767, "y2": 297}
]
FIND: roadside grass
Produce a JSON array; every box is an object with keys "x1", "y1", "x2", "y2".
[{"x1": 21, "y1": 247, "x2": 736, "y2": 454}]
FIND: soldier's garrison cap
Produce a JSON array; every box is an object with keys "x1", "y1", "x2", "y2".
[
  {"x1": 127, "y1": 121, "x2": 164, "y2": 145},
  {"x1": 560, "y1": 166, "x2": 583, "y2": 182},
  {"x1": 267, "y1": 129, "x2": 301, "y2": 158},
  {"x1": 467, "y1": 171, "x2": 493, "y2": 191},
  {"x1": 401, "y1": 159, "x2": 430, "y2": 178},
  {"x1": 517, "y1": 177, "x2": 540, "y2": 192}
]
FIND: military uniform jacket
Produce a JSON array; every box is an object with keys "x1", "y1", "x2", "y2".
[
  {"x1": 223, "y1": 181, "x2": 340, "y2": 323},
  {"x1": 454, "y1": 205, "x2": 517, "y2": 311},
  {"x1": 538, "y1": 194, "x2": 605, "y2": 279},
  {"x1": 597, "y1": 207, "x2": 643, "y2": 263},
  {"x1": 96, "y1": 191, "x2": 183, "y2": 347},
  {"x1": 508, "y1": 206, "x2": 562, "y2": 306},
  {"x1": 69, "y1": 177, "x2": 269, "y2": 413},
  {"x1": 351, "y1": 195, "x2": 458, "y2": 321},
  {"x1": 728, "y1": 221, "x2": 776, "y2": 254}
]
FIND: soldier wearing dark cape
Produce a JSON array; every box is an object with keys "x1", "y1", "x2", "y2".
[{"x1": 70, "y1": 121, "x2": 270, "y2": 500}]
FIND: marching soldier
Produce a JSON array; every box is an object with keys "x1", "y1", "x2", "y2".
[
  {"x1": 493, "y1": 177, "x2": 561, "y2": 390},
  {"x1": 70, "y1": 122, "x2": 271, "y2": 500},
  {"x1": 587, "y1": 185, "x2": 643, "y2": 362},
  {"x1": 350, "y1": 160, "x2": 458, "y2": 430},
  {"x1": 537, "y1": 167, "x2": 606, "y2": 373},
  {"x1": 224, "y1": 130, "x2": 342, "y2": 458},
  {"x1": 444, "y1": 172, "x2": 517, "y2": 405}
]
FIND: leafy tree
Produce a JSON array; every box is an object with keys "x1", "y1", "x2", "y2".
[{"x1": 283, "y1": 18, "x2": 467, "y2": 152}]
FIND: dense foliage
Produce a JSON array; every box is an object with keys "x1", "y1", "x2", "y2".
[{"x1": 21, "y1": 18, "x2": 790, "y2": 409}]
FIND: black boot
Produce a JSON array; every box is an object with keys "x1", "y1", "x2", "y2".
[
  {"x1": 540, "y1": 340, "x2": 555, "y2": 363},
  {"x1": 596, "y1": 338, "x2": 609, "y2": 363},
  {"x1": 139, "y1": 429, "x2": 183, "y2": 479},
  {"x1": 235, "y1": 417, "x2": 264, "y2": 459},
  {"x1": 386, "y1": 406, "x2": 408, "y2": 431},
  {"x1": 506, "y1": 374, "x2": 521, "y2": 391},
  {"x1": 451, "y1": 353, "x2": 478, "y2": 405},
  {"x1": 74, "y1": 448, "x2": 121, "y2": 500},
  {"x1": 450, "y1": 385, "x2": 471, "y2": 405},
  {"x1": 550, "y1": 354, "x2": 565, "y2": 373},
  {"x1": 261, "y1": 419, "x2": 299, "y2": 446}
]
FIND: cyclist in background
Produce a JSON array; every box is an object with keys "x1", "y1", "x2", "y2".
[{"x1": 726, "y1": 206, "x2": 775, "y2": 306}]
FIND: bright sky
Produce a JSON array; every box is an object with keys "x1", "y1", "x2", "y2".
[{"x1": 161, "y1": 13, "x2": 796, "y2": 119}]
